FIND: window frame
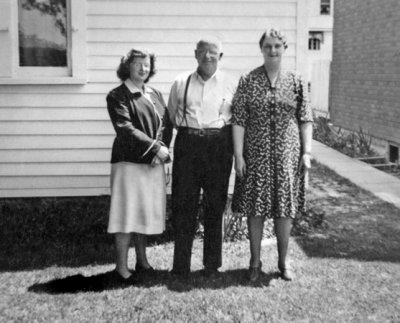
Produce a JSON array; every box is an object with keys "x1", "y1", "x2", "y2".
[
  {"x1": 320, "y1": 0, "x2": 331, "y2": 15},
  {"x1": 308, "y1": 31, "x2": 324, "y2": 51},
  {"x1": 0, "y1": 0, "x2": 86, "y2": 84},
  {"x1": 16, "y1": 0, "x2": 71, "y2": 77}
]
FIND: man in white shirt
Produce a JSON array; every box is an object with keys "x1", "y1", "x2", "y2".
[{"x1": 168, "y1": 36, "x2": 237, "y2": 278}]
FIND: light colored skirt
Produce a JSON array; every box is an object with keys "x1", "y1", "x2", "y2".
[{"x1": 108, "y1": 162, "x2": 166, "y2": 234}]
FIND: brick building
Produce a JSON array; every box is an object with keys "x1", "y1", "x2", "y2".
[{"x1": 329, "y1": 0, "x2": 400, "y2": 162}]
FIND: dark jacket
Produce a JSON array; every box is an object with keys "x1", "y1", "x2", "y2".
[{"x1": 107, "y1": 83, "x2": 173, "y2": 164}]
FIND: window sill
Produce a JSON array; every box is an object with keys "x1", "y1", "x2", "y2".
[{"x1": 0, "y1": 77, "x2": 87, "y2": 85}]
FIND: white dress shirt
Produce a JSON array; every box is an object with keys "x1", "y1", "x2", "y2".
[{"x1": 168, "y1": 70, "x2": 237, "y2": 129}]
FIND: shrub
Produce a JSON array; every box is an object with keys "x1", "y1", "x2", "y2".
[
  {"x1": 0, "y1": 194, "x2": 323, "y2": 263},
  {"x1": 313, "y1": 114, "x2": 377, "y2": 158}
]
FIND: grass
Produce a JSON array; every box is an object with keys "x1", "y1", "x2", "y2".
[{"x1": 1, "y1": 162, "x2": 400, "y2": 322}]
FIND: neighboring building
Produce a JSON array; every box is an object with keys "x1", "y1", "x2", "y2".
[
  {"x1": 306, "y1": 0, "x2": 334, "y2": 113},
  {"x1": 330, "y1": 0, "x2": 400, "y2": 161},
  {"x1": 0, "y1": 0, "x2": 309, "y2": 197}
]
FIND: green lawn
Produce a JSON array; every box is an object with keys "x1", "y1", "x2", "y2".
[{"x1": 1, "y1": 163, "x2": 400, "y2": 322}]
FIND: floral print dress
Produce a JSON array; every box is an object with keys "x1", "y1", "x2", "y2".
[{"x1": 232, "y1": 66, "x2": 313, "y2": 219}]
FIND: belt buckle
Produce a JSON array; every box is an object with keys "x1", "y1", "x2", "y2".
[{"x1": 198, "y1": 128, "x2": 205, "y2": 136}]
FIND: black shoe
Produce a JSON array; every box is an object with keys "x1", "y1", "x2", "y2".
[
  {"x1": 278, "y1": 265, "x2": 293, "y2": 281},
  {"x1": 110, "y1": 270, "x2": 137, "y2": 286},
  {"x1": 249, "y1": 261, "x2": 262, "y2": 283},
  {"x1": 202, "y1": 268, "x2": 221, "y2": 279},
  {"x1": 135, "y1": 263, "x2": 156, "y2": 276}
]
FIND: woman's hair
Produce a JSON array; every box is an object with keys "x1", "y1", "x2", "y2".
[
  {"x1": 116, "y1": 48, "x2": 156, "y2": 82},
  {"x1": 259, "y1": 28, "x2": 288, "y2": 49}
]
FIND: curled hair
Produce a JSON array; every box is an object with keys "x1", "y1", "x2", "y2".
[
  {"x1": 116, "y1": 48, "x2": 156, "y2": 82},
  {"x1": 259, "y1": 28, "x2": 288, "y2": 49}
]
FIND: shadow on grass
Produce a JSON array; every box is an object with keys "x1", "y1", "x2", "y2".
[
  {"x1": 0, "y1": 242, "x2": 115, "y2": 272},
  {"x1": 0, "y1": 235, "x2": 172, "y2": 272},
  {"x1": 295, "y1": 201, "x2": 400, "y2": 263},
  {"x1": 28, "y1": 269, "x2": 279, "y2": 294},
  {"x1": 0, "y1": 196, "x2": 172, "y2": 272},
  {"x1": 295, "y1": 234, "x2": 400, "y2": 263}
]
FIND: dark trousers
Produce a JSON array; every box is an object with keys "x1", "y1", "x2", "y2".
[{"x1": 171, "y1": 126, "x2": 233, "y2": 273}]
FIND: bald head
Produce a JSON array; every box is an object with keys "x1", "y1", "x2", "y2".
[
  {"x1": 194, "y1": 36, "x2": 224, "y2": 81},
  {"x1": 196, "y1": 35, "x2": 223, "y2": 53}
]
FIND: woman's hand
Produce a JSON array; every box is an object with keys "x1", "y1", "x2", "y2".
[
  {"x1": 300, "y1": 153, "x2": 312, "y2": 170},
  {"x1": 151, "y1": 146, "x2": 170, "y2": 167},
  {"x1": 235, "y1": 155, "x2": 246, "y2": 178},
  {"x1": 300, "y1": 153, "x2": 312, "y2": 189},
  {"x1": 156, "y1": 146, "x2": 170, "y2": 162}
]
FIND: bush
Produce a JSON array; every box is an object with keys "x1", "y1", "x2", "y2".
[
  {"x1": 0, "y1": 196, "x2": 110, "y2": 249},
  {"x1": 0, "y1": 194, "x2": 322, "y2": 262},
  {"x1": 313, "y1": 114, "x2": 377, "y2": 158},
  {"x1": 221, "y1": 196, "x2": 325, "y2": 241}
]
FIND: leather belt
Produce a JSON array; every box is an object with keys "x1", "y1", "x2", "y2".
[{"x1": 178, "y1": 127, "x2": 221, "y2": 136}]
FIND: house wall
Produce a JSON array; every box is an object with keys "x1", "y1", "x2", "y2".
[
  {"x1": 330, "y1": 0, "x2": 400, "y2": 150},
  {"x1": 306, "y1": 0, "x2": 333, "y2": 112},
  {"x1": 0, "y1": 0, "x2": 307, "y2": 197}
]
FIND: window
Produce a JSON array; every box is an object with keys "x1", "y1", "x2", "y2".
[
  {"x1": 308, "y1": 32, "x2": 323, "y2": 51},
  {"x1": 320, "y1": 0, "x2": 331, "y2": 15},
  {"x1": 18, "y1": 0, "x2": 69, "y2": 75},
  {"x1": 0, "y1": 0, "x2": 86, "y2": 84},
  {"x1": 389, "y1": 145, "x2": 399, "y2": 163}
]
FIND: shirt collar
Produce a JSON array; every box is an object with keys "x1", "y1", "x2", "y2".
[
  {"x1": 194, "y1": 69, "x2": 220, "y2": 83},
  {"x1": 124, "y1": 78, "x2": 153, "y2": 95}
]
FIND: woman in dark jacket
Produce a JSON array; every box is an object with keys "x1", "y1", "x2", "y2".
[{"x1": 107, "y1": 48, "x2": 173, "y2": 282}]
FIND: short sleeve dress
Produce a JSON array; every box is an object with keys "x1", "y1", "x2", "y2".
[{"x1": 231, "y1": 66, "x2": 313, "y2": 219}]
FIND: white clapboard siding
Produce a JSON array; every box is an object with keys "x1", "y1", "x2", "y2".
[
  {"x1": 0, "y1": 0, "x2": 304, "y2": 197},
  {"x1": 0, "y1": 176, "x2": 109, "y2": 189},
  {"x1": 0, "y1": 83, "x2": 115, "y2": 94},
  {"x1": 87, "y1": 16, "x2": 297, "y2": 31},
  {"x1": 0, "y1": 121, "x2": 114, "y2": 135},
  {"x1": 0, "y1": 135, "x2": 114, "y2": 149},
  {"x1": 88, "y1": 1, "x2": 296, "y2": 16},
  {"x1": 0, "y1": 93, "x2": 106, "y2": 108},
  {"x1": 0, "y1": 163, "x2": 110, "y2": 176},
  {"x1": 0, "y1": 188, "x2": 111, "y2": 198},
  {"x1": 0, "y1": 149, "x2": 110, "y2": 163},
  {"x1": 87, "y1": 29, "x2": 297, "y2": 44},
  {"x1": 0, "y1": 107, "x2": 110, "y2": 121}
]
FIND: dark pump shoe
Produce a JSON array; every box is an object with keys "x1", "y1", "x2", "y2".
[
  {"x1": 278, "y1": 265, "x2": 293, "y2": 281},
  {"x1": 249, "y1": 261, "x2": 262, "y2": 282},
  {"x1": 135, "y1": 263, "x2": 156, "y2": 275},
  {"x1": 110, "y1": 270, "x2": 137, "y2": 285}
]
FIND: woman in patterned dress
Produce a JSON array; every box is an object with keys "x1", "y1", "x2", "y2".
[{"x1": 232, "y1": 29, "x2": 313, "y2": 282}]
